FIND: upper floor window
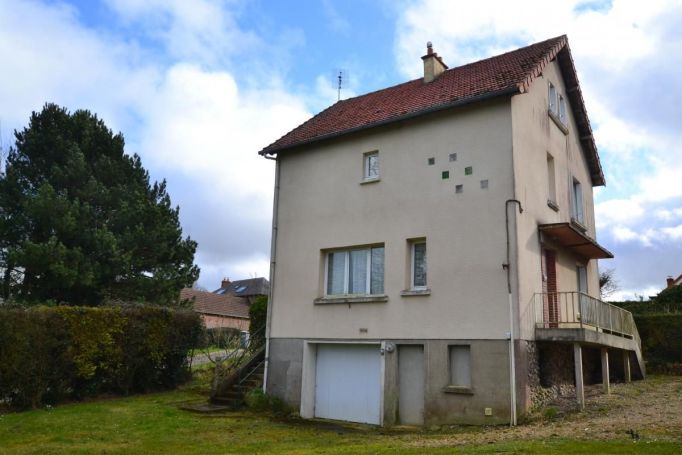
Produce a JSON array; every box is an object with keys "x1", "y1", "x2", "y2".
[
  {"x1": 546, "y1": 153, "x2": 556, "y2": 206},
  {"x1": 326, "y1": 246, "x2": 384, "y2": 296},
  {"x1": 364, "y1": 151, "x2": 379, "y2": 180},
  {"x1": 548, "y1": 82, "x2": 557, "y2": 114},
  {"x1": 571, "y1": 178, "x2": 584, "y2": 225},
  {"x1": 411, "y1": 241, "x2": 427, "y2": 289},
  {"x1": 558, "y1": 94, "x2": 567, "y2": 124}
]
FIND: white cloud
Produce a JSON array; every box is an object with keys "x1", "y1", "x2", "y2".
[{"x1": 0, "y1": 0, "x2": 313, "y2": 289}]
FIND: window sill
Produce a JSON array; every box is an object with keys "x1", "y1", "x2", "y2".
[
  {"x1": 548, "y1": 110, "x2": 568, "y2": 135},
  {"x1": 547, "y1": 200, "x2": 559, "y2": 212},
  {"x1": 442, "y1": 385, "x2": 474, "y2": 395},
  {"x1": 314, "y1": 295, "x2": 388, "y2": 305},
  {"x1": 570, "y1": 218, "x2": 587, "y2": 233},
  {"x1": 360, "y1": 177, "x2": 380, "y2": 185},
  {"x1": 400, "y1": 289, "x2": 431, "y2": 297}
]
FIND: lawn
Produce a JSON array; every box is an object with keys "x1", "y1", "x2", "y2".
[{"x1": 1, "y1": 371, "x2": 680, "y2": 454}]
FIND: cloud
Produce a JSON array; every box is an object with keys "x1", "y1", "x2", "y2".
[
  {"x1": 393, "y1": 0, "x2": 682, "y2": 298},
  {"x1": 0, "y1": 0, "x2": 313, "y2": 289}
]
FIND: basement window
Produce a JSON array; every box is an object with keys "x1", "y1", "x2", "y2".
[{"x1": 445, "y1": 345, "x2": 472, "y2": 393}]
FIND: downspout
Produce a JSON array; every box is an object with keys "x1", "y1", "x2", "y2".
[
  {"x1": 504, "y1": 199, "x2": 523, "y2": 426},
  {"x1": 262, "y1": 153, "x2": 279, "y2": 393}
]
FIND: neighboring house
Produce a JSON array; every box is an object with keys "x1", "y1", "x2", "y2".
[
  {"x1": 666, "y1": 274, "x2": 682, "y2": 289},
  {"x1": 180, "y1": 288, "x2": 250, "y2": 331},
  {"x1": 213, "y1": 277, "x2": 270, "y2": 304},
  {"x1": 259, "y1": 36, "x2": 643, "y2": 426}
]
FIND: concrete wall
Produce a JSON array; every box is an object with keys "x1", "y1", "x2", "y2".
[
  {"x1": 511, "y1": 59, "x2": 604, "y2": 342},
  {"x1": 271, "y1": 99, "x2": 515, "y2": 341},
  {"x1": 269, "y1": 338, "x2": 511, "y2": 426}
]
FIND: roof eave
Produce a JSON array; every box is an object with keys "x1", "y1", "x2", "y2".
[{"x1": 259, "y1": 86, "x2": 520, "y2": 157}]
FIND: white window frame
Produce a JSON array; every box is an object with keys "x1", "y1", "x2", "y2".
[
  {"x1": 410, "y1": 240, "x2": 427, "y2": 290},
  {"x1": 546, "y1": 153, "x2": 556, "y2": 204},
  {"x1": 571, "y1": 178, "x2": 584, "y2": 224},
  {"x1": 548, "y1": 82, "x2": 557, "y2": 114},
  {"x1": 558, "y1": 94, "x2": 567, "y2": 124},
  {"x1": 324, "y1": 246, "x2": 384, "y2": 296},
  {"x1": 364, "y1": 151, "x2": 379, "y2": 180}
]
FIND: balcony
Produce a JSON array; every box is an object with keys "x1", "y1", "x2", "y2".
[{"x1": 533, "y1": 292, "x2": 641, "y2": 352}]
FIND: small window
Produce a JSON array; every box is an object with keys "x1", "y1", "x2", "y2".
[
  {"x1": 558, "y1": 95, "x2": 567, "y2": 124},
  {"x1": 449, "y1": 153, "x2": 457, "y2": 162},
  {"x1": 326, "y1": 246, "x2": 384, "y2": 296},
  {"x1": 577, "y1": 265, "x2": 588, "y2": 294},
  {"x1": 442, "y1": 171, "x2": 449, "y2": 179},
  {"x1": 571, "y1": 178, "x2": 584, "y2": 224},
  {"x1": 548, "y1": 82, "x2": 557, "y2": 114},
  {"x1": 364, "y1": 152, "x2": 379, "y2": 180},
  {"x1": 410, "y1": 241, "x2": 427, "y2": 289},
  {"x1": 480, "y1": 179, "x2": 488, "y2": 189},
  {"x1": 547, "y1": 153, "x2": 556, "y2": 204},
  {"x1": 449, "y1": 345, "x2": 471, "y2": 388},
  {"x1": 455, "y1": 184, "x2": 463, "y2": 194},
  {"x1": 427, "y1": 157, "x2": 435, "y2": 165},
  {"x1": 465, "y1": 166, "x2": 473, "y2": 175}
]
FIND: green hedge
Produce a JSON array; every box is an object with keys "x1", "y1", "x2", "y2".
[
  {"x1": 634, "y1": 313, "x2": 682, "y2": 373},
  {"x1": 0, "y1": 306, "x2": 202, "y2": 409}
]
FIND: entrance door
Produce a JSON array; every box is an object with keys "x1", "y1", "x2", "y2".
[
  {"x1": 398, "y1": 345, "x2": 424, "y2": 425},
  {"x1": 542, "y1": 249, "x2": 559, "y2": 327},
  {"x1": 314, "y1": 344, "x2": 381, "y2": 424}
]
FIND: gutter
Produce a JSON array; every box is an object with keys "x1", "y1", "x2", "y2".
[
  {"x1": 259, "y1": 86, "x2": 520, "y2": 157},
  {"x1": 262, "y1": 154, "x2": 279, "y2": 393}
]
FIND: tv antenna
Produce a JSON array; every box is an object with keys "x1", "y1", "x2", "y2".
[{"x1": 333, "y1": 68, "x2": 349, "y2": 102}]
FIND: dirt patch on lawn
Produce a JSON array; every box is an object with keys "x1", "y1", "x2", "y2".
[{"x1": 410, "y1": 375, "x2": 682, "y2": 448}]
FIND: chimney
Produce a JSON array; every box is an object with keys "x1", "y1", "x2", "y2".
[
  {"x1": 667, "y1": 276, "x2": 675, "y2": 288},
  {"x1": 421, "y1": 41, "x2": 448, "y2": 83},
  {"x1": 221, "y1": 277, "x2": 231, "y2": 289}
]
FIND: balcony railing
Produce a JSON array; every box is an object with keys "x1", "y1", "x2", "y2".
[{"x1": 533, "y1": 292, "x2": 640, "y2": 347}]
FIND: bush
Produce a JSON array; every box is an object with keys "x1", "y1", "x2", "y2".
[
  {"x1": 244, "y1": 388, "x2": 291, "y2": 416},
  {"x1": 0, "y1": 305, "x2": 202, "y2": 409},
  {"x1": 634, "y1": 313, "x2": 682, "y2": 373},
  {"x1": 198, "y1": 327, "x2": 241, "y2": 349},
  {"x1": 249, "y1": 296, "x2": 267, "y2": 345}
]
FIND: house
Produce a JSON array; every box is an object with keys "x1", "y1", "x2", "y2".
[
  {"x1": 213, "y1": 277, "x2": 270, "y2": 304},
  {"x1": 180, "y1": 287, "x2": 250, "y2": 331},
  {"x1": 258, "y1": 36, "x2": 644, "y2": 426}
]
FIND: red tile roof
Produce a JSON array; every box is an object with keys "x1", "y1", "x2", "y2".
[
  {"x1": 180, "y1": 288, "x2": 249, "y2": 319},
  {"x1": 260, "y1": 35, "x2": 604, "y2": 186}
]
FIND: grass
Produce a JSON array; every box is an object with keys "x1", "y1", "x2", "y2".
[{"x1": 0, "y1": 373, "x2": 680, "y2": 454}]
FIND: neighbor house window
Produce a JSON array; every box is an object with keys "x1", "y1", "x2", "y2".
[
  {"x1": 364, "y1": 151, "x2": 379, "y2": 180},
  {"x1": 571, "y1": 178, "x2": 584, "y2": 224},
  {"x1": 411, "y1": 241, "x2": 427, "y2": 289},
  {"x1": 548, "y1": 82, "x2": 557, "y2": 114},
  {"x1": 449, "y1": 345, "x2": 471, "y2": 388},
  {"x1": 326, "y1": 246, "x2": 384, "y2": 295}
]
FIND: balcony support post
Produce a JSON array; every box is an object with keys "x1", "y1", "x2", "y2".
[
  {"x1": 600, "y1": 348, "x2": 610, "y2": 394},
  {"x1": 573, "y1": 343, "x2": 585, "y2": 410},
  {"x1": 623, "y1": 350, "x2": 631, "y2": 383}
]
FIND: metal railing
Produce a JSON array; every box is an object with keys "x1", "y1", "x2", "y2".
[{"x1": 533, "y1": 292, "x2": 640, "y2": 346}]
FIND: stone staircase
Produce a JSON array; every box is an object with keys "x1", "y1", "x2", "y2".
[{"x1": 211, "y1": 348, "x2": 265, "y2": 409}]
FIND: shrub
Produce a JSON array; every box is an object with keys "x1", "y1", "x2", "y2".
[
  {"x1": 634, "y1": 313, "x2": 682, "y2": 373},
  {"x1": 244, "y1": 388, "x2": 291, "y2": 416},
  {"x1": 0, "y1": 305, "x2": 202, "y2": 409},
  {"x1": 249, "y1": 296, "x2": 267, "y2": 345}
]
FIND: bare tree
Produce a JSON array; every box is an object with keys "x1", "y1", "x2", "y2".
[{"x1": 599, "y1": 268, "x2": 619, "y2": 300}]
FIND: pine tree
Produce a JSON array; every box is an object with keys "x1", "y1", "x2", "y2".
[{"x1": 0, "y1": 104, "x2": 199, "y2": 305}]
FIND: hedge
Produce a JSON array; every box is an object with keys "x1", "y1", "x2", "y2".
[
  {"x1": 0, "y1": 306, "x2": 202, "y2": 409},
  {"x1": 634, "y1": 313, "x2": 682, "y2": 373}
]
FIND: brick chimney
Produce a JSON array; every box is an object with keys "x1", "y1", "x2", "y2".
[
  {"x1": 221, "y1": 277, "x2": 231, "y2": 289},
  {"x1": 667, "y1": 276, "x2": 675, "y2": 288},
  {"x1": 421, "y1": 41, "x2": 448, "y2": 83}
]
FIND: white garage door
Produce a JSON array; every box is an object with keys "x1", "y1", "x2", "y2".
[{"x1": 314, "y1": 344, "x2": 381, "y2": 425}]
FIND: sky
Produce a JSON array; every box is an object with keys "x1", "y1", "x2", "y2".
[{"x1": 0, "y1": 0, "x2": 680, "y2": 300}]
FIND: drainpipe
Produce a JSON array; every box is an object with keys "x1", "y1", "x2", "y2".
[
  {"x1": 504, "y1": 199, "x2": 523, "y2": 427},
  {"x1": 262, "y1": 153, "x2": 279, "y2": 393}
]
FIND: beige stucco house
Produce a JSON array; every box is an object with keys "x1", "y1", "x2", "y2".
[{"x1": 259, "y1": 36, "x2": 644, "y2": 426}]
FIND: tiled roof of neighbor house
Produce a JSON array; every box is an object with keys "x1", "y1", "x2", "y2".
[
  {"x1": 260, "y1": 35, "x2": 604, "y2": 186},
  {"x1": 213, "y1": 277, "x2": 270, "y2": 297},
  {"x1": 180, "y1": 288, "x2": 250, "y2": 319}
]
